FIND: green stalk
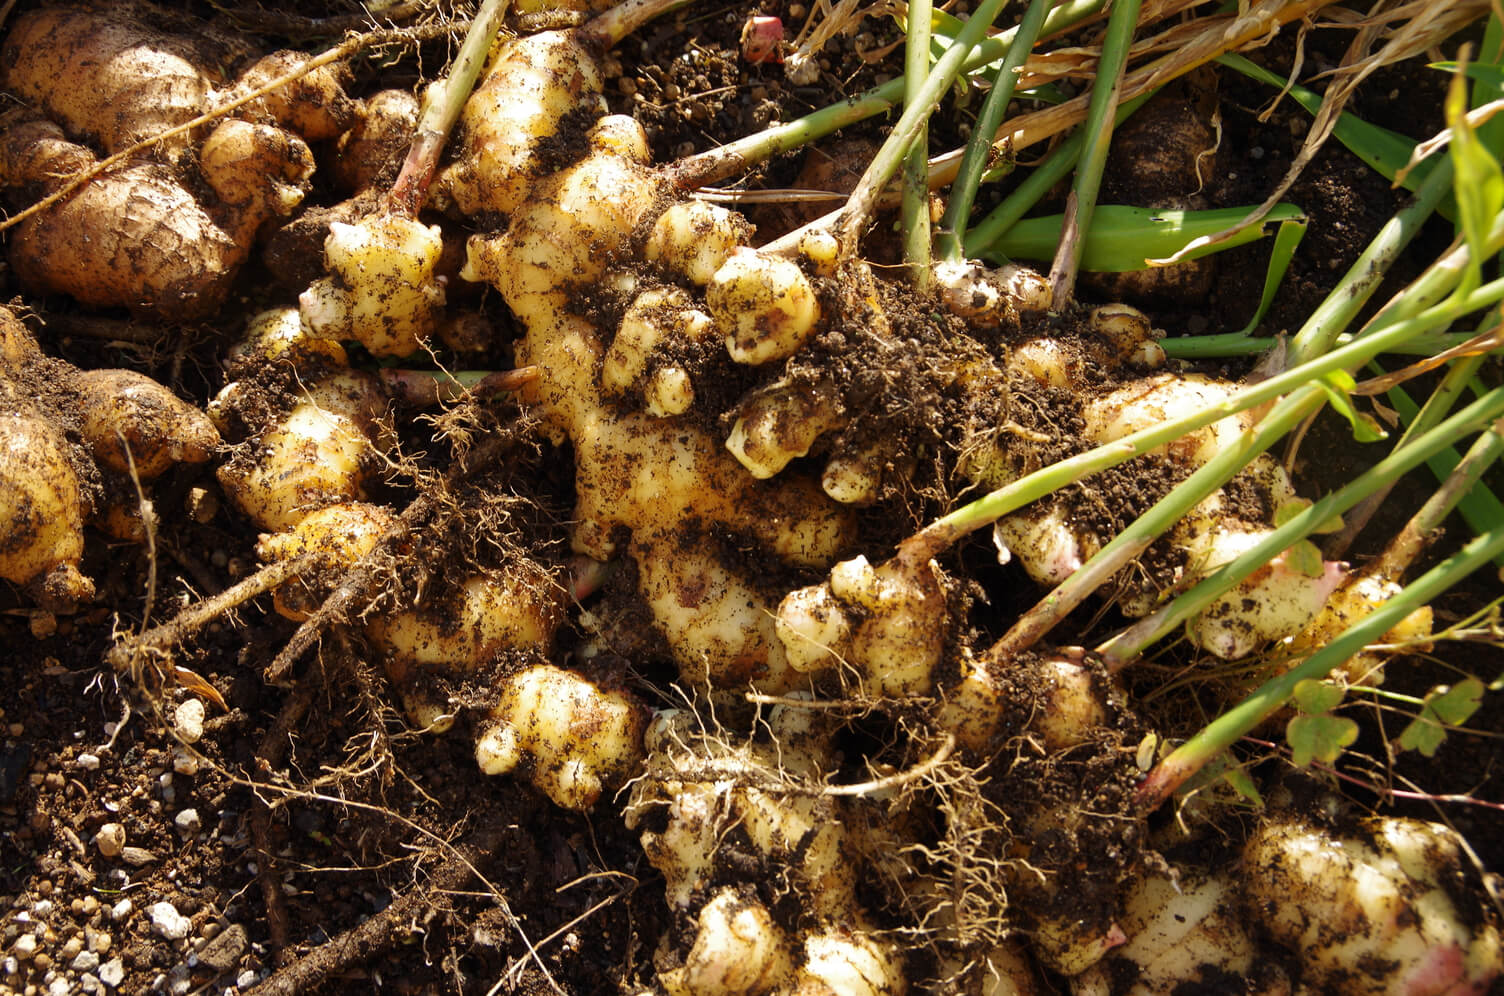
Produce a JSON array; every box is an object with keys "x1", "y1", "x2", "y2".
[
  {"x1": 903, "y1": 0, "x2": 934, "y2": 287},
  {"x1": 670, "y1": 0, "x2": 1109, "y2": 190},
  {"x1": 1288, "y1": 157, "x2": 1457, "y2": 363},
  {"x1": 1047, "y1": 0, "x2": 1141, "y2": 305},
  {"x1": 899, "y1": 273, "x2": 1504, "y2": 562},
  {"x1": 936, "y1": 0, "x2": 1055, "y2": 263},
  {"x1": 1363, "y1": 360, "x2": 1504, "y2": 567},
  {"x1": 1136, "y1": 471, "x2": 1504, "y2": 814},
  {"x1": 990, "y1": 385, "x2": 1324, "y2": 662},
  {"x1": 1099, "y1": 384, "x2": 1504, "y2": 666},
  {"x1": 1326, "y1": 350, "x2": 1488, "y2": 558},
  {"x1": 961, "y1": 92, "x2": 1153, "y2": 254},
  {"x1": 1161, "y1": 330, "x2": 1481, "y2": 359},
  {"x1": 1379, "y1": 412, "x2": 1504, "y2": 575},
  {"x1": 387, "y1": 0, "x2": 510, "y2": 215},
  {"x1": 836, "y1": 0, "x2": 1014, "y2": 250}
]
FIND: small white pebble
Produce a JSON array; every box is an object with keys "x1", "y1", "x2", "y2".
[
  {"x1": 174, "y1": 810, "x2": 201, "y2": 836},
  {"x1": 31, "y1": 900, "x2": 52, "y2": 917},
  {"x1": 95, "y1": 823, "x2": 125, "y2": 859},
  {"x1": 149, "y1": 902, "x2": 192, "y2": 941},
  {"x1": 158, "y1": 772, "x2": 175, "y2": 804},
  {"x1": 86, "y1": 928, "x2": 110, "y2": 954},
  {"x1": 99, "y1": 958, "x2": 125, "y2": 987},
  {"x1": 75, "y1": 753, "x2": 100, "y2": 772},
  {"x1": 236, "y1": 969, "x2": 258, "y2": 989},
  {"x1": 12, "y1": 934, "x2": 36, "y2": 960},
  {"x1": 171, "y1": 749, "x2": 200, "y2": 777},
  {"x1": 109, "y1": 899, "x2": 132, "y2": 922},
  {"x1": 48, "y1": 977, "x2": 70, "y2": 996},
  {"x1": 173, "y1": 700, "x2": 205, "y2": 745},
  {"x1": 70, "y1": 950, "x2": 99, "y2": 973}
]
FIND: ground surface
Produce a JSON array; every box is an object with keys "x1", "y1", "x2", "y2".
[{"x1": 0, "y1": 2, "x2": 1499, "y2": 995}]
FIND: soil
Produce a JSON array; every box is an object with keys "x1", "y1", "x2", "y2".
[{"x1": 0, "y1": 2, "x2": 1500, "y2": 996}]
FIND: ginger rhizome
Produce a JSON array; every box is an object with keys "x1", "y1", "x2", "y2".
[
  {"x1": 0, "y1": 306, "x2": 218, "y2": 612},
  {"x1": 0, "y1": 6, "x2": 351, "y2": 319}
]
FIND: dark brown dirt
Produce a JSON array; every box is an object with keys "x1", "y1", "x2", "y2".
[{"x1": 0, "y1": 2, "x2": 1499, "y2": 995}]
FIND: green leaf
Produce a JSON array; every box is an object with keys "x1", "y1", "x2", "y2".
[
  {"x1": 1273, "y1": 499, "x2": 1307, "y2": 527},
  {"x1": 1397, "y1": 713, "x2": 1447, "y2": 756},
  {"x1": 1276, "y1": 498, "x2": 1343, "y2": 534},
  {"x1": 1429, "y1": 677, "x2": 1485, "y2": 725},
  {"x1": 1284, "y1": 539, "x2": 1326, "y2": 579},
  {"x1": 981, "y1": 204, "x2": 1306, "y2": 271},
  {"x1": 1431, "y1": 61, "x2": 1504, "y2": 91},
  {"x1": 1395, "y1": 679, "x2": 1485, "y2": 756},
  {"x1": 1235, "y1": 214, "x2": 1307, "y2": 336},
  {"x1": 1287, "y1": 712, "x2": 1359, "y2": 767},
  {"x1": 1447, "y1": 70, "x2": 1504, "y2": 294},
  {"x1": 1317, "y1": 373, "x2": 1388, "y2": 442},
  {"x1": 1222, "y1": 766, "x2": 1264, "y2": 808},
  {"x1": 1293, "y1": 678, "x2": 1344, "y2": 714}
]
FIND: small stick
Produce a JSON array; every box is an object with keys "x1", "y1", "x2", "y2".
[
  {"x1": 249, "y1": 681, "x2": 316, "y2": 961},
  {"x1": 107, "y1": 554, "x2": 316, "y2": 674},
  {"x1": 247, "y1": 823, "x2": 511, "y2": 995}
]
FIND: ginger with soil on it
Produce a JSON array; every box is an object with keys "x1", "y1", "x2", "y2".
[
  {"x1": 0, "y1": 6, "x2": 351, "y2": 320},
  {"x1": 0, "y1": 306, "x2": 218, "y2": 612}
]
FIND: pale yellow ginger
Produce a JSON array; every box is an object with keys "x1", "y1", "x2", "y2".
[
  {"x1": 256, "y1": 502, "x2": 397, "y2": 621},
  {"x1": 198, "y1": 119, "x2": 315, "y2": 219},
  {"x1": 627, "y1": 706, "x2": 906, "y2": 995},
  {"x1": 933, "y1": 259, "x2": 1053, "y2": 324},
  {"x1": 215, "y1": 370, "x2": 392, "y2": 531},
  {"x1": 0, "y1": 8, "x2": 345, "y2": 320},
  {"x1": 726, "y1": 379, "x2": 845, "y2": 480},
  {"x1": 1072, "y1": 870, "x2": 1267, "y2": 996},
  {"x1": 435, "y1": 30, "x2": 608, "y2": 217},
  {"x1": 368, "y1": 569, "x2": 564, "y2": 684},
  {"x1": 794, "y1": 927, "x2": 907, "y2": 996},
  {"x1": 646, "y1": 201, "x2": 754, "y2": 286},
  {"x1": 300, "y1": 212, "x2": 446, "y2": 358},
  {"x1": 819, "y1": 445, "x2": 889, "y2": 506},
  {"x1": 73, "y1": 370, "x2": 219, "y2": 480},
  {"x1": 460, "y1": 117, "x2": 853, "y2": 691},
  {"x1": 636, "y1": 546, "x2": 806, "y2": 691},
  {"x1": 231, "y1": 307, "x2": 348, "y2": 368},
  {"x1": 660, "y1": 888, "x2": 794, "y2": 996},
  {"x1": 1244, "y1": 816, "x2": 1502, "y2": 995},
  {"x1": 1284, "y1": 566, "x2": 1434, "y2": 686},
  {"x1": 709, "y1": 249, "x2": 822, "y2": 366},
  {"x1": 0, "y1": 409, "x2": 91, "y2": 609},
  {"x1": 0, "y1": 308, "x2": 219, "y2": 611},
  {"x1": 601, "y1": 286, "x2": 716, "y2": 410},
  {"x1": 775, "y1": 554, "x2": 948, "y2": 698},
  {"x1": 938, "y1": 650, "x2": 1118, "y2": 755},
  {"x1": 474, "y1": 663, "x2": 647, "y2": 811},
  {"x1": 1180, "y1": 521, "x2": 1345, "y2": 660}
]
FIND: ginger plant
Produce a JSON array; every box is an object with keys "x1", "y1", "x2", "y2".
[{"x1": 24, "y1": 0, "x2": 1495, "y2": 992}]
